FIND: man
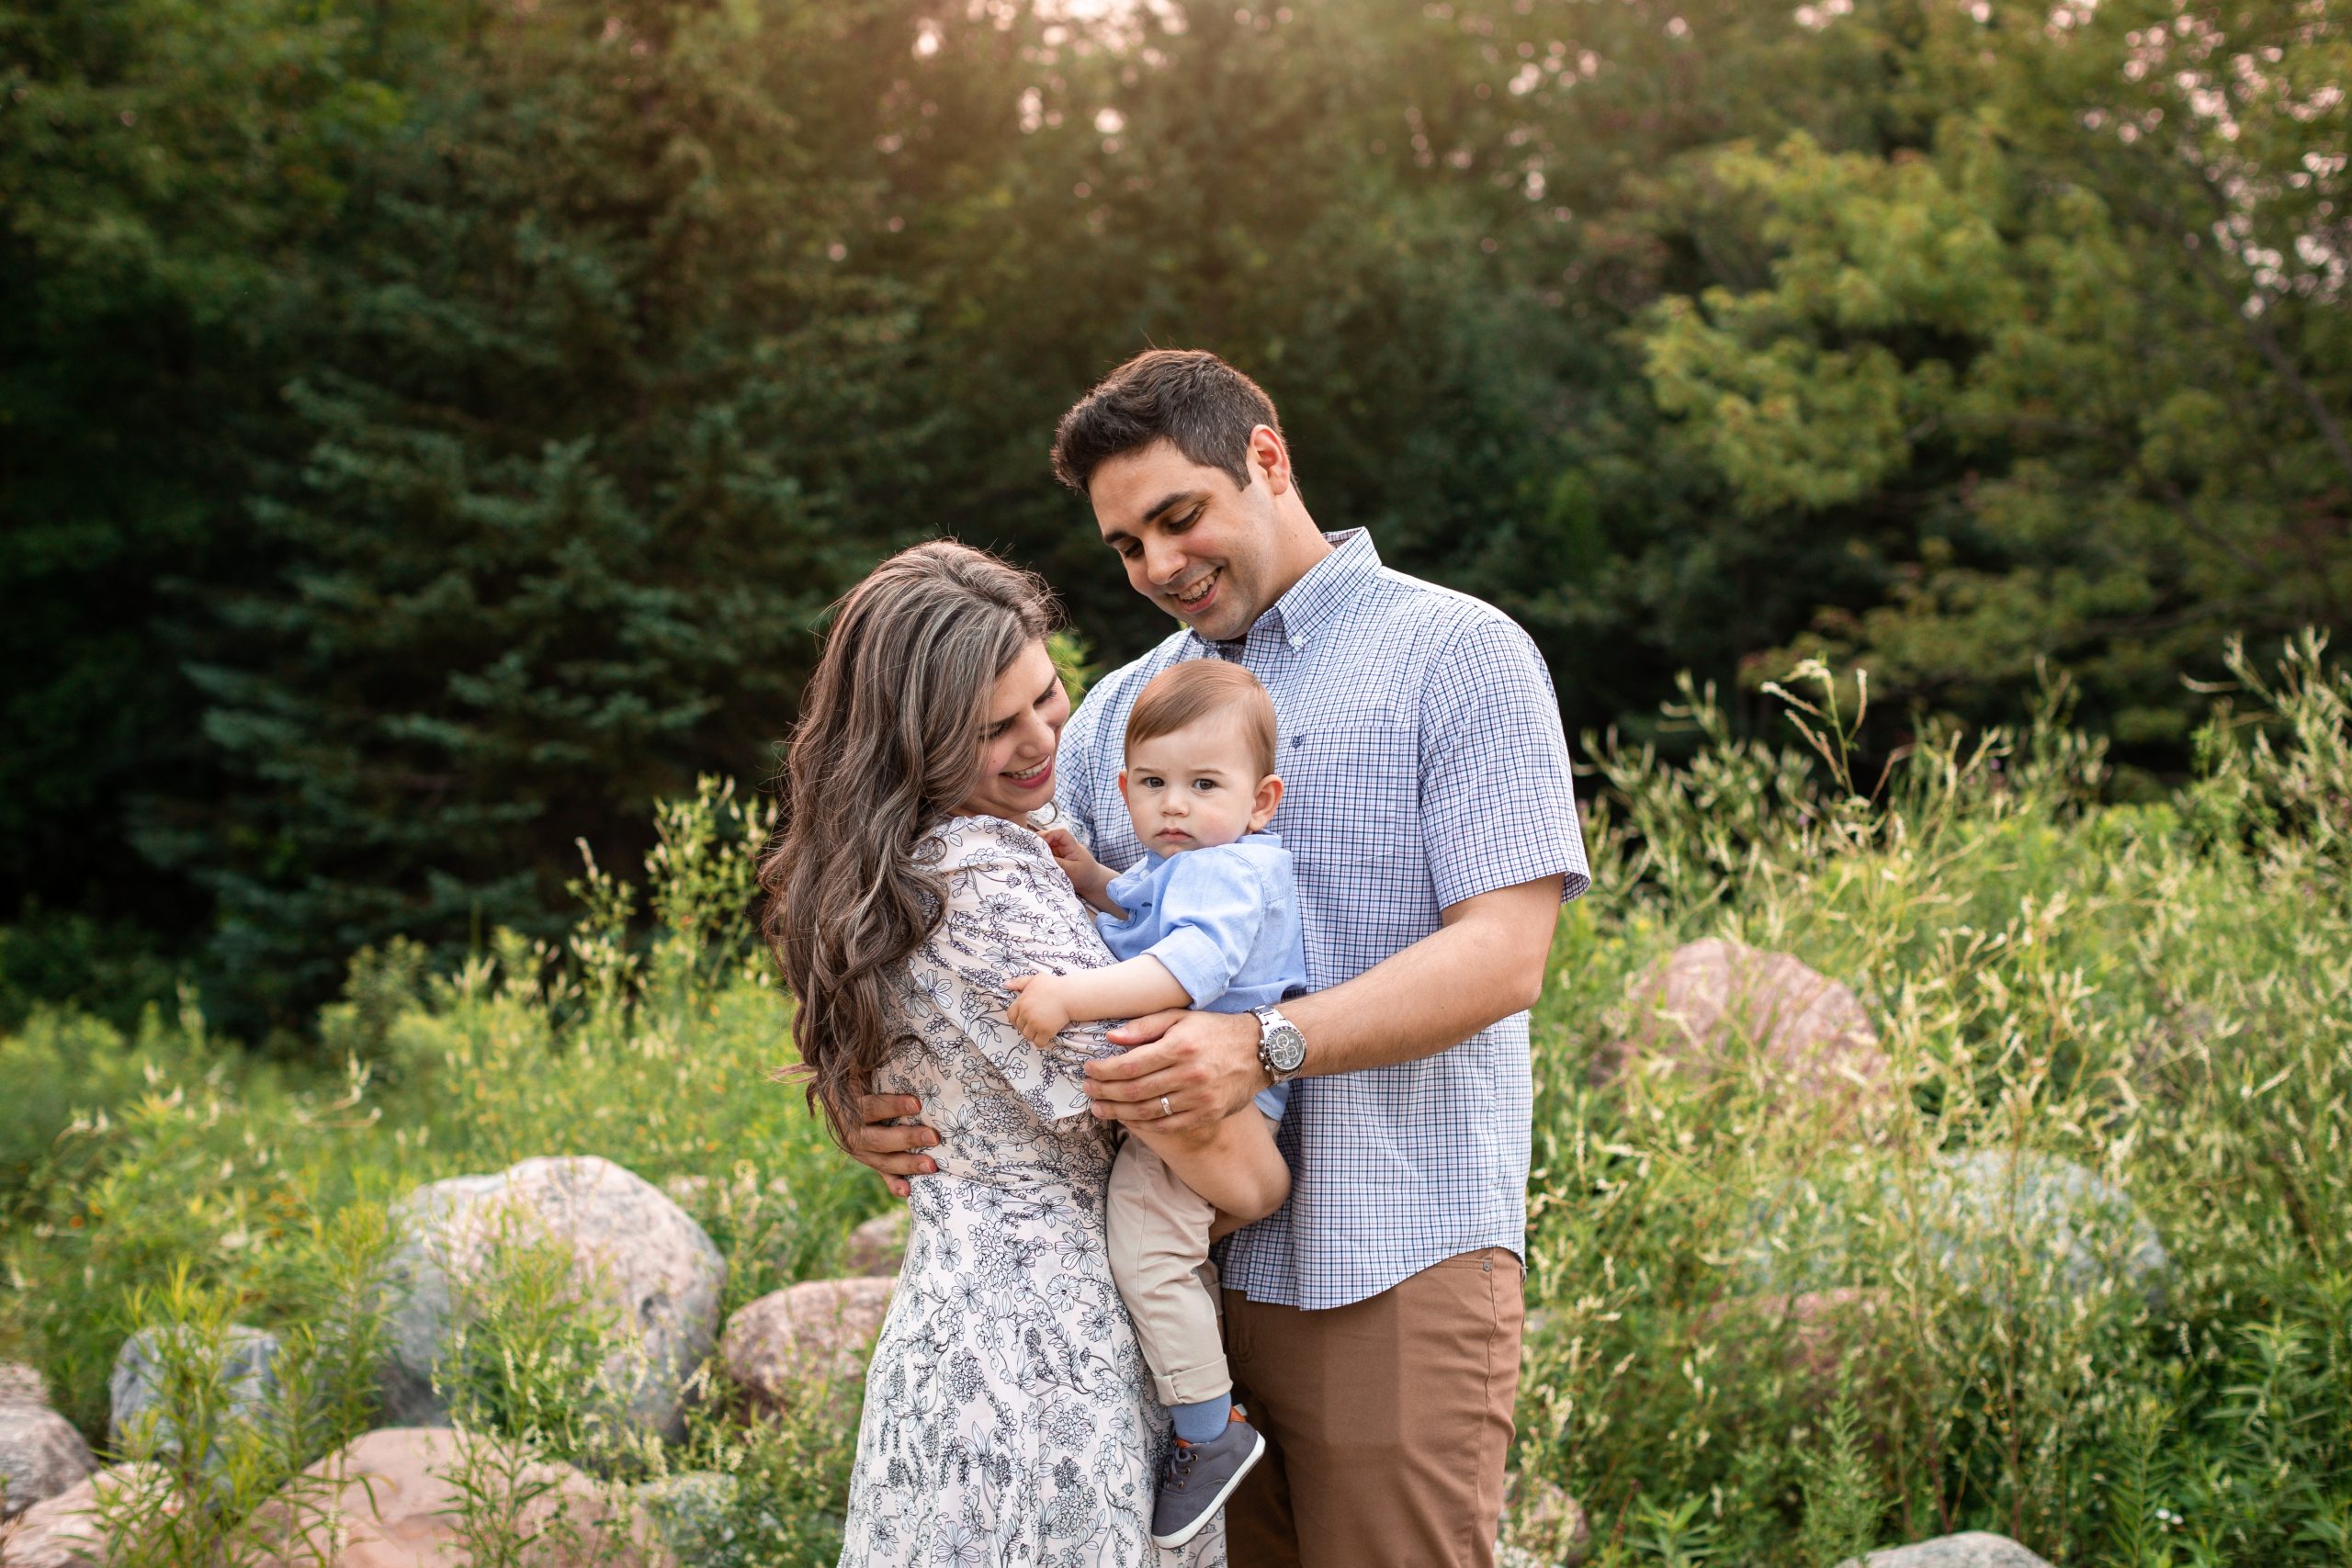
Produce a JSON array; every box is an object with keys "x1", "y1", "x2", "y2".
[{"x1": 852, "y1": 349, "x2": 1587, "y2": 1566}]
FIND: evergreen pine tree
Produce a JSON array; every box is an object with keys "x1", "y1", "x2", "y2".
[{"x1": 152, "y1": 0, "x2": 924, "y2": 1021}]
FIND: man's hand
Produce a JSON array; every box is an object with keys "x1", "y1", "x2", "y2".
[
  {"x1": 1085, "y1": 1008, "x2": 1261, "y2": 1134},
  {"x1": 847, "y1": 1092, "x2": 938, "y2": 1199},
  {"x1": 1042, "y1": 828, "x2": 1120, "y2": 914},
  {"x1": 1004, "y1": 973, "x2": 1075, "y2": 1048}
]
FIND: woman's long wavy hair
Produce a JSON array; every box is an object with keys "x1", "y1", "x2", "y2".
[{"x1": 761, "y1": 540, "x2": 1061, "y2": 1145}]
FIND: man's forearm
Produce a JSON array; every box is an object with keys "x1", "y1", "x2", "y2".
[{"x1": 1284, "y1": 876, "x2": 1563, "y2": 1077}]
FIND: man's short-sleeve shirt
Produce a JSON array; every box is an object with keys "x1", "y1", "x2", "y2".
[{"x1": 1055, "y1": 528, "x2": 1589, "y2": 1309}]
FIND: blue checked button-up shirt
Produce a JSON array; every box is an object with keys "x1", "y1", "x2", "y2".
[{"x1": 1055, "y1": 528, "x2": 1589, "y2": 1309}]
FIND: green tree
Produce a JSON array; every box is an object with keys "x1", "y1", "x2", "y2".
[
  {"x1": 1629, "y1": 0, "x2": 2351, "y2": 751},
  {"x1": 0, "y1": 0, "x2": 418, "y2": 949},
  {"x1": 153, "y1": 0, "x2": 927, "y2": 1021}
]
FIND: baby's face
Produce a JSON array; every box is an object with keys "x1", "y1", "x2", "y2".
[{"x1": 1119, "y1": 713, "x2": 1279, "y2": 855}]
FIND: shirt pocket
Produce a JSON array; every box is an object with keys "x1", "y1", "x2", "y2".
[{"x1": 1278, "y1": 717, "x2": 1419, "y2": 867}]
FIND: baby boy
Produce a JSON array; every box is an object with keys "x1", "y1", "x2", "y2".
[{"x1": 1007, "y1": 658, "x2": 1305, "y2": 1550}]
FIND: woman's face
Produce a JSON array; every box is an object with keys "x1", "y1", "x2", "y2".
[{"x1": 954, "y1": 638, "x2": 1070, "y2": 824}]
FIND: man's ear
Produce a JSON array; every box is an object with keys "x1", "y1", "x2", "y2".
[
  {"x1": 1250, "y1": 773, "x2": 1284, "y2": 830},
  {"x1": 1249, "y1": 425, "x2": 1294, "y2": 498}
]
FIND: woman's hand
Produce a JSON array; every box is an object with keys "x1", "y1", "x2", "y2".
[
  {"x1": 1004, "y1": 973, "x2": 1075, "y2": 1048},
  {"x1": 1042, "y1": 828, "x2": 1120, "y2": 914},
  {"x1": 847, "y1": 1092, "x2": 939, "y2": 1198}
]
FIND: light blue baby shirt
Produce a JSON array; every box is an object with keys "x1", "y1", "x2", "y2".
[{"x1": 1098, "y1": 830, "x2": 1308, "y2": 1119}]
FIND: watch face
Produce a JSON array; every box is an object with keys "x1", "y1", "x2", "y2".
[{"x1": 1267, "y1": 1026, "x2": 1307, "y2": 1073}]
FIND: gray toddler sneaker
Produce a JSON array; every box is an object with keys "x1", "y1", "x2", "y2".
[{"x1": 1151, "y1": 1408, "x2": 1267, "y2": 1549}]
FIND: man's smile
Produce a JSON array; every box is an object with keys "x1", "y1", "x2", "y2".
[{"x1": 1170, "y1": 568, "x2": 1221, "y2": 613}]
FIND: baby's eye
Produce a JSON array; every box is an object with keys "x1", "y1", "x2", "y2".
[
  {"x1": 1192, "y1": 779, "x2": 1217, "y2": 792},
  {"x1": 1139, "y1": 775, "x2": 1166, "y2": 788}
]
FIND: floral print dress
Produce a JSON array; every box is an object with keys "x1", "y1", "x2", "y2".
[{"x1": 839, "y1": 814, "x2": 1224, "y2": 1568}]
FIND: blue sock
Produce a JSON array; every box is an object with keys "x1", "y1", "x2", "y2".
[{"x1": 1170, "y1": 1395, "x2": 1231, "y2": 1445}]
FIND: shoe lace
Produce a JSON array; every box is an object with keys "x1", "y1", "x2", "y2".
[{"x1": 1167, "y1": 1440, "x2": 1196, "y2": 1490}]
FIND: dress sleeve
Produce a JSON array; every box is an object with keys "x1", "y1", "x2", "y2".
[
  {"x1": 899, "y1": 817, "x2": 1124, "y2": 1121},
  {"x1": 1133, "y1": 848, "x2": 1271, "y2": 1009}
]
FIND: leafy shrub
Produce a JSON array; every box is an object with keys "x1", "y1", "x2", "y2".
[
  {"x1": 1524, "y1": 637, "x2": 2352, "y2": 1563},
  {"x1": 3, "y1": 638, "x2": 2346, "y2": 1565}
]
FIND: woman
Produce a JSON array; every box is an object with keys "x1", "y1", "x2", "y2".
[{"x1": 762, "y1": 541, "x2": 1233, "y2": 1565}]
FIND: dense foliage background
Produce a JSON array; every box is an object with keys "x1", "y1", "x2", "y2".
[
  {"x1": 4, "y1": 0, "x2": 2346, "y2": 1033},
  {"x1": 3, "y1": 642, "x2": 2345, "y2": 1564}
]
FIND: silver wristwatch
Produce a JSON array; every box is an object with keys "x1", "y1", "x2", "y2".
[{"x1": 1252, "y1": 1005, "x2": 1307, "y2": 1085}]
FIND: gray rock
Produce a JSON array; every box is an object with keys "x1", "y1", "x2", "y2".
[
  {"x1": 1844, "y1": 1530, "x2": 2052, "y2": 1568},
  {"x1": 632, "y1": 1471, "x2": 739, "y2": 1556},
  {"x1": 1928, "y1": 1151, "x2": 2170, "y2": 1306},
  {"x1": 108, "y1": 1325, "x2": 283, "y2": 1457},
  {"x1": 0, "y1": 1362, "x2": 47, "y2": 1408},
  {"x1": 1747, "y1": 1150, "x2": 2170, "y2": 1312},
  {"x1": 841, "y1": 1210, "x2": 908, "y2": 1278},
  {"x1": 0, "y1": 1405, "x2": 94, "y2": 1519},
  {"x1": 1604, "y1": 939, "x2": 1895, "y2": 1116},
  {"x1": 719, "y1": 1278, "x2": 895, "y2": 1415},
  {"x1": 380, "y1": 1156, "x2": 726, "y2": 1441},
  {"x1": 1496, "y1": 1469, "x2": 1589, "y2": 1566}
]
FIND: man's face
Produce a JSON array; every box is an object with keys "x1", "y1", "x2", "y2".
[{"x1": 1087, "y1": 436, "x2": 1282, "y2": 645}]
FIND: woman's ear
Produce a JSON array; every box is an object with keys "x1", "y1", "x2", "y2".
[{"x1": 1250, "y1": 773, "x2": 1284, "y2": 831}]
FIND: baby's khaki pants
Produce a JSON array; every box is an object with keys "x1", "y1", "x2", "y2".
[{"x1": 1106, "y1": 1126, "x2": 1261, "y2": 1406}]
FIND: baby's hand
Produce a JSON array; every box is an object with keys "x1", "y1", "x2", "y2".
[
  {"x1": 1041, "y1": 829, "x2": 1118, "y2": 913},
  {"x1": 1005, "y1": 973, "x2": 1075, "y2": 1048}
]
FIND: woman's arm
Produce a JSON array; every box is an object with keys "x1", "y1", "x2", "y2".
[{"x1": 1006, "y1": 955, "x2": 1189, "y2": 1047}]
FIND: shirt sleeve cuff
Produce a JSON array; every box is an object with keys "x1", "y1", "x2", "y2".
[
  {"x1": 1144, "y1": 927, "x2": 1231, "y2": 1008},
  {"x1": 1433, "y1": 851, "x2": 1591, "y2": 912}
]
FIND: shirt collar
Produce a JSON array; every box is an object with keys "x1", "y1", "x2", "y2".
[
  {"x1": 1118, "y1": 828, "x2": 1286, "y2": 881},
  {"x1": 1198, "y1": 528, "x2": 1381, "y2": 656}
]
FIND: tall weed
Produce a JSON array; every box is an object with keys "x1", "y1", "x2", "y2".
[{"x1": 1522, "y1": 635, "x2": 2352, "y2": 1563}]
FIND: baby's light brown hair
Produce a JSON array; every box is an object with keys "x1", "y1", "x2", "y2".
[{"x1": 1124, "y1": 660, "x2": 1279, "y2": 778}]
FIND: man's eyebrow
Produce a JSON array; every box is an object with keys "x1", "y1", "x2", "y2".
[
  {"x1": 1142, "y1": 490, "x2": 1202, "y2": 525},
  {"x1": 1101, "y1": 489, "x2": 1205, "y2": 549}
]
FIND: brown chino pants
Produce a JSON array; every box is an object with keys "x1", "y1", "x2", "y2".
[{"x1": 1221, "y1": 1247, "x2": 1524, "y2": 1568}]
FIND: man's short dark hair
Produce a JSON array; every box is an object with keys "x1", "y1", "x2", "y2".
[{"x1": 1050, "y1": 349, "x2": 1286, "y2": 496}]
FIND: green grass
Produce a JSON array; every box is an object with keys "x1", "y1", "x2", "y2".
[{"x1": 3, "y1": 636, "x2": 2346, "y2": 1566}]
